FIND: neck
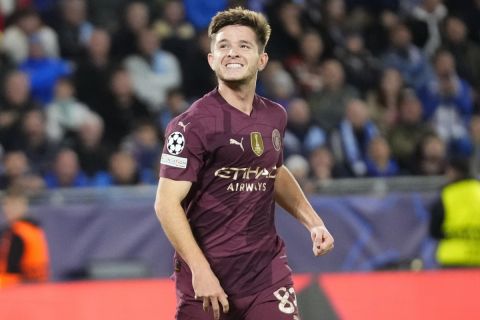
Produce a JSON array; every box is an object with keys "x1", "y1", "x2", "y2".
[
  {"x1": 91, "y1": 54, "x2": 108, "y2": 66},
  {"x1": 376, "y1": 158, "x2": 389, "y2": 169},
  {"x1": 217, "y1": 79, "x2": 256, "y2": 115}
]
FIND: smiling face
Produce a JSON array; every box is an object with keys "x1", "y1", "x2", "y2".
[{"x1": 208, "y1": 25, "x2": 268, "y2": 86}]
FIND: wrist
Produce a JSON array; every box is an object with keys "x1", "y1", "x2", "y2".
[
  {"x1": 305, "y1": 217, "x2": 325, "y2": 231},
  {"x1": 188, "y1": 256, "x2": 211, "y2": 275}
]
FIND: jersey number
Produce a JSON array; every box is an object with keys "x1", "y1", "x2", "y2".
[{"x1": 273, "y1": 286, "x2": 298, "y2": 315}]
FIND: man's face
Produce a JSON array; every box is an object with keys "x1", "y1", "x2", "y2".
[
  {"x1": 2, "y1": 196, "x2": 28, "y2": 223},
  {"x1": 208, "y1": 25, "x2": 268, "y2": 85}
]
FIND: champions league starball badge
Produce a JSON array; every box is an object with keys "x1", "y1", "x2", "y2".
[{"x1": 167, "y1": 131, "x2": 185, "y2": 155}]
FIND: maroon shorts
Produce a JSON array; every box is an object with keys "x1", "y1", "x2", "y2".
[{"x1": 175, "y1": 276, "x2": 301, "y2": 320}]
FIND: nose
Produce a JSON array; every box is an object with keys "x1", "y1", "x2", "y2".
[{"x1": 227, "y1": 47, "x2": 239, "y2": 57}]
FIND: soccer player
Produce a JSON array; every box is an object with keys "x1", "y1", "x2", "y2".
[{"x1": 154, "y1": 7, "x2": 334, "y2": 320}]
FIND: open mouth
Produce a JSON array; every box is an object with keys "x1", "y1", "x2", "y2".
[{"x1": 225, "y1": 63, "x2": 244, "y2": 69}]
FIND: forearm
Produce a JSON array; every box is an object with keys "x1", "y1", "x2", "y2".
[
  {"x1": 274, "y1": 165, "x2": 325, "y2": 230},
  {"x1": 154, "y1": 178, "x2": 210, "y2": 272}
]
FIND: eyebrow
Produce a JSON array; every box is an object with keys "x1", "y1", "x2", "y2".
[
  {"x1": 216, "y1": 39, "x2": 255, "y2": 46},
  {"x1": 239, "y1": 40, "x2": 254, "y2": 46}
]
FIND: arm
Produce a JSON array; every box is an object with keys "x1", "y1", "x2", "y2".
[
  {"x1": 21, "y1": 226, "x2": 49, "y2": 282},
  {"x1": 154, "y1": 177, "x2": 229, "y2": 319},
  {"x1": 274, "y1": 165, "x2": 334, "y2": 256}
]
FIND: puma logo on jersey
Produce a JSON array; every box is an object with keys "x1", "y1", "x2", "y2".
[
  {"x1": 229, "y1": 137, "x2": 244, "y2": 152},
  {"x1": 178, "y1": 121, "x2": 190, "y2": 132}
]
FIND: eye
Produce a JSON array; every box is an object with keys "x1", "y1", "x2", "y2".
[{"x1": 241, "y1": 44, "x2": 250, "y2": 49}]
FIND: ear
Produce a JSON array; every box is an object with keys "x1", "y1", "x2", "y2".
[
  {"x1": 207, "y1": 52, "x2": 215, "y2": 70},
  {"x1": 258, "y1": 52, "x2": 269, "y2": 71}
]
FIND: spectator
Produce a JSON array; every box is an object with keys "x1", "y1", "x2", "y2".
[
  {"x1": 406, "y1": 0, "x2": 448, "y2": 57},
  {"x1": 284, "y1": 97, "x2": 327, "y2": 157},
  {"x1": 364, "y1": 9, "x2": 400, "y2": 55},
  {"x1": 124, "y1": 28, "x2": 182, "y2": 113},
  {"x1": 74, "y1": 28, "x2": 115, "y2": 118},
  {"x1": 102, "y1": 68, "x2": 151, "y2": 147},
  {"x1": 334, "y1": 31, "x2": 381, "y2": 94},
  {"x1": 19, "y1": 35, "x2": 72, "y2": 105},
  {"x1": 71, "y1": 114, "x2": 112, "y2": 178},
  {"x1": 96, "y1": 150, "x2": 154, "y2": 186},
  {"x1": 284, "y1": 154, "x2": 314, "y2": 193},
  {"x1": 0, "y1": 150, "x2": 44, "y2": 193},
  {"x1": 0, "y1": 0, "x2": 30, "y2": 30},
  {"x1": 382, "y1": 22, "x2": 433, "y2": 90},
  {"x1": 55, "y1": 0, "x2": 94, "y2": 61},
  {"x1": 442, "y1": 16, "x2": 480, "y2": 90},
  {"x1": 308, "y1": 59, "x2": 359, "y2": 131},
  {"x1": 429, "y1": 156, "x2": 480, "y2": 267},
  {"x1": 418, "y1": 49, "x2": 473, "y2": 156},
  {"x1": 365, "y1": 136, "x2": 400, "y2": 177},
  {"x1": 414, "y1": 133, "x2": 447, "y2": 175},
  {"x1": 285, "y1": 30, "x2": 326, "y2": 95},
  {"x1": 266, "y1": 0, "x2": 303, "y2": 61},
  {"x1": 388, "y1": 88, "x2": 433, "y2": 172},
  {"x1": 1, "y1": 9, "x2": 59, "y2": 64},
  {"x1": 45, "y1": 77, "x2": 98, "y2": 143},
  {"x1": 330, "y1": 98, "x2": 379, "y2": 177},
  {"x1": 153, "y1": 0, "x2": 196, "y2": 64},
  {"x1": 320, "y1": 0, "x2": 350, "y2": 49},
  {"x1": 366, "y1": 67, "x2": 404, "y2": 133},
  {"x1": 309, "y1": 146, "x2": 345, "y2": 183},
  {"x1": 0, "y1": 71, "x2": 36, "y2": 150},
  {"x1": 121, "y1": 121, "x2": 162, "y2": 172},
  {"x1": 43, "y1": 148, "x2": 89, "y2": 188},
  {"x1": 16, "y1": 109, "x2": 59, "y2": 175},
  {"x1": 259, "y1": 60, "x2": 297, "y2": 106},
  {"x1": 111, "y1": 1, "x2": 151, "y2": 60},
  {"x1": 182, "y1": 29, "x2": 217, "y2": 100},
  {"x1": 157, "y1": 88, "x2": 189, "y2": 133},
  {"x1": 0, "y1": 189, "x2": 49, "y2": 287}
]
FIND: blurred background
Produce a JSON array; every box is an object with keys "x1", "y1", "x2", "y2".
[{"x1": 0, "y1": 0, "x2": 479, "y2": 319}]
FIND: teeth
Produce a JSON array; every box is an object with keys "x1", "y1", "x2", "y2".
[{"x1": 226, "y1": 63, "x2": 242, "y2": 68}]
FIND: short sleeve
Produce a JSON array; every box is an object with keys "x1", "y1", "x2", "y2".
[{"x1": 159, "y1": 117, "x2": 207, "y2": 182}]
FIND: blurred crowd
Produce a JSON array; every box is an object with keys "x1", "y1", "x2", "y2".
[{"x1": 0, "y1": 0, "x2": 479, "y2": 195}]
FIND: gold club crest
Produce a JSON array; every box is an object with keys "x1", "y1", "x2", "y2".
[{"x1": 250, "y1": 132, "x2": 264, "y2": 156}]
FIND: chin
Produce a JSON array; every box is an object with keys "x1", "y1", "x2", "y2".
[{"x1": 218, "y1": 73, "x2": 255, "y2": 85}]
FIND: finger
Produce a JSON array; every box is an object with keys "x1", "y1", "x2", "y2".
[
  {"x1": 320, "y1": 237, "x2": 333, "y2": 250},
  {"x1": 202, "y1": 297, "x2": 209, "y2": 312},
  {"x1": 210, "y1": 297, "x2": 220, "y2": 320},
  {"x1": 219, "y1": 294, "x2": 230, "y2": 314},
  {"x1": 314, "y1": 238, "x2": 334, "y2": 255},
  {"x1": 312, "y1": 235, "x2": 324, "y2": 256},
  {"x1": 317, "y1": 243, "x2": 334, "y2": 256}
]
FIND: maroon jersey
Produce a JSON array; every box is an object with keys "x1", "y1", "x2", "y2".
[{"x1": 160, "y1": 88, "x2": 291, "y2": 297}]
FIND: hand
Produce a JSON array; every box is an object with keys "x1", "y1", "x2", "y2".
[
  {"x1": 192, "y1": 266, "x2": 229, "y2": 320},
  {"x1": 310, "y1": 225, "x2": 334, "y2": 256}
]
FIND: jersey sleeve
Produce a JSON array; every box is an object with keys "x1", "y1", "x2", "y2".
[{"x1": 159, "y1": 117, "x2": 207, "y2": 182}]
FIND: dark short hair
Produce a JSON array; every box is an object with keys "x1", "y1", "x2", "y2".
[
  {"x1": 208, "y1": 7, "x2": 271, "y2": 51},
  {"x1": 447, "y1": 156, "x2": 471, "y2": 177}
]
